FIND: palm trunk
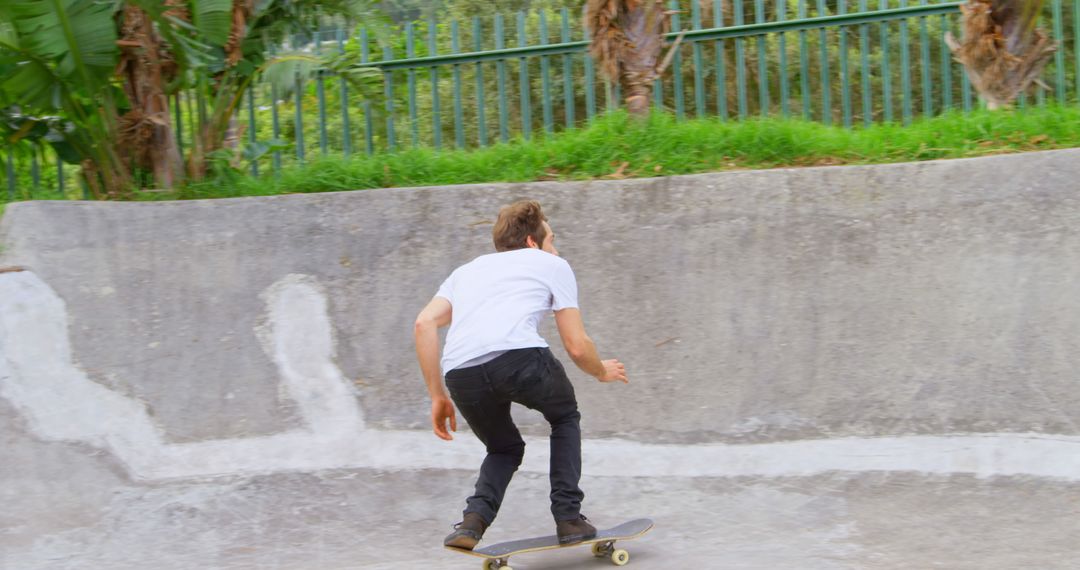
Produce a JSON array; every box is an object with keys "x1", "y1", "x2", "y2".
[
  {"x1": 616, "y1": 1, "x2": 666, "y2": 114},
  {"x1": 587, "y1": 0, "x2": 673, "y2": 116},
  {"x1": 945, "y1": 0, "x2": 1055, "y2": 109}
]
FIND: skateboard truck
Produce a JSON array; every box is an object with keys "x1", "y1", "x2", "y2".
[{"x1": 591, "y1": 540, "x2": 632, "y2": 565}]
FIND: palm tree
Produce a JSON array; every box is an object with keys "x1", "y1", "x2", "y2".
[
  {"x1": 584, "y1": 0, "x2": 682, "y2": 116},
  {"x1": 946, "y1": 0, "x2": 1056, "y2": 109}
]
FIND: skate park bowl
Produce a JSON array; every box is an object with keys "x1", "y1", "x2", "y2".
[{"x1": 2, "y1": 148, "x2": 1079, "y2": 569}]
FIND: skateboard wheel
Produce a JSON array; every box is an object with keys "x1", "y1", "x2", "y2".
[
  {"x1": 482, "y1": 559, "x2": 512, "y2": 570},
  {"x1": 592, "y1": 541, "x2": 613, "y2": 557},
  {"x1": 611, "y1": 549, "x2": 630, "y2": 566}
]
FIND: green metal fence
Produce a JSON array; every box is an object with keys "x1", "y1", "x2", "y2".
[{"x1": 5, "y1": 0, "x2": 1080, "y2": 198}]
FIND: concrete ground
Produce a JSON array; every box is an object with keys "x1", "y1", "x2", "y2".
[
  {"x1": 3, "y1": 149, "x2": 1080, "y2": 569},
  {"x1": 6, "y1": 414, "x2": 1080, "y2": 569}
]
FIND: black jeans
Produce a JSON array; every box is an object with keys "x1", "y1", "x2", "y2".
[{"x1": 445, "y1": 347, "x2": 584, "y2": 526}]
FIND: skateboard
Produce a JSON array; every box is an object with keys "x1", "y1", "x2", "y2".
[{"x1": 446, "y1": 518, "x2": 653, "y2": 570}]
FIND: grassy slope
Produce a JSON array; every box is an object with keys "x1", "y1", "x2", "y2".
[{"x1": 128, "y1": 103, "x2": 1079, "y2": 200}]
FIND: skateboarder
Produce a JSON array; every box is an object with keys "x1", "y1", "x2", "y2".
[{"x1": 414, "y1": 199, "x2": 628, "y2": 551}]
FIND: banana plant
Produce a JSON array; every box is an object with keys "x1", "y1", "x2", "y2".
[
  {"x1": 0, "y1": 0, "x2": 133, "y2": 197},
  {"x1": 154, "y1": 0, "x2": 387, "y2": 180}
]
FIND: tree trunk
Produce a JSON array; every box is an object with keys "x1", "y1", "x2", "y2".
[
  {"x1": 616, "y1": 1, "x2": 666, "y2": 115},
  {"x1": 586, "y1": 0, "x2": 672, "y2": 116},
  {"x1": 116, "y1": 5, "x2": 184, "y2": 189},
  {"x1": 945, "y1": 0, "x2": 1055, "y2": 108}
]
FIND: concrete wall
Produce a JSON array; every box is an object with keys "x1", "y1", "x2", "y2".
[
  {"x1": 1, "y1": 148, "x2": 1078, "y2": 476},
  {"x1": 3, "y1": 149, "x2": 1080, "y2": 570}
]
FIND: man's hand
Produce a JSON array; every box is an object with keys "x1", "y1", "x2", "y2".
[
  {"x1": 597, "y1": 359, "x2": 628, "y2": 383},
  {"x1": 431, "y1": 396, "x2": 457, "y2": 440}
]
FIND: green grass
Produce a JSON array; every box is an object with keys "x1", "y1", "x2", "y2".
[{"x1": 120, "y1": 103, "x2": 1080, "y2": 200}]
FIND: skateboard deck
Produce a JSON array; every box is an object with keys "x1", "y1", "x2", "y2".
[{"x1": 446, "y1": 518, "x2": 653, "y2": 569}]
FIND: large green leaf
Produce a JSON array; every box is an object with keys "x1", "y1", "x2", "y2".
[
  {"x1": 190, "y1": 0, "x2": 234, "y2": 46},
  {"x1": 0, "y1": 10, "x2": 16, "y2": 48},
  {"x1": 0, "y1": 58, "x2": 64, "y2": 110},
  {"x1": 261, "y1": 52, "x2": 321, "y2": 98},
  {"x1": 1, "y1": 0, "x2": 119, "y2": 89}
]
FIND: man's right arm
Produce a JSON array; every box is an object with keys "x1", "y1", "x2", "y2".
[
  {"x1": 414, "y1": 296, "x2": 456, "y2": 440},
  {"x1": 553, "y1": 308, "x2": 627, "y2": 383}
]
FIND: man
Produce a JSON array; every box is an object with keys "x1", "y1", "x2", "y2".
[{"x1": 414, "y1": 199, "x2": 628, "y2": 550}]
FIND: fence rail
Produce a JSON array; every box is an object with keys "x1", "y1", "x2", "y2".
[{"x1": 4, "y1": 0, "x2": 1080, "y2": 200}]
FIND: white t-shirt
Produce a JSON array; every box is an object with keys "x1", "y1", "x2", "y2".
[{"x1": 435, "y1": 248, "x2": 579, "y2": 373}]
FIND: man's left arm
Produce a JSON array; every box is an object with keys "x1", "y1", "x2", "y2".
[{"x1": 414, "y1": 296, "x2": 456, "y2": 440}]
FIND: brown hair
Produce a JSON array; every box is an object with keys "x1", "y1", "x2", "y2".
[{"x1": 492, "y1": 199, "x2": 548, "y2": 252}]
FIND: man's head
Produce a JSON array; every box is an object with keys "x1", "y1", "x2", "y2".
[{"x1": 492, "y1": 199, "x2": 558, "y2": 256}]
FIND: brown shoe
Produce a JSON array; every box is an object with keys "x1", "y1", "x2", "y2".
[
  {"x1": 556, "y1": 514, "x2": 597, "y2": 545},
  {"x1": 444, "y1": 512, "x2": 488, "y2": 550}
]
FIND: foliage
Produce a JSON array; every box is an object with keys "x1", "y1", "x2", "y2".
[
  {"x1": 0, "y1": 0, "x2": 131, "y2": 196},
  {"x1": 0, "y1": 0, "x2": 386, "y2": 196}
]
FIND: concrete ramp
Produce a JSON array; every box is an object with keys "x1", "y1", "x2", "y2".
[{"x1": 2, "y1": 149, "x2": 1079, "y2": 569}]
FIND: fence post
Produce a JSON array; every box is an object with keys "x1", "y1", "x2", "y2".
[
  {"x1": 496, "y1": 14, "x2": 510, "y2": 141},
  {"x1": 880, "y1": 0, "x2": 893, "y2": 122},
  {"x1": 247, "y1": 86, "x2": 259, "y2": 177},
  {"x1": 452, "y1": 20, "x2": 466, "y2": 147},
  {"x1": 839, "y1": 0, "x2": 853, "y2": 128},
  {"x1": 777, "y1": 0, "x2": 790, "y2": 118},
  {"x1": 860, "y1": 0, "x2": 872, "y2": 125},
  {"x1": 817, "y1": 0, "x2": 832, "y2": 124},
  {"x1": 755, "y1": 0, "x2": 769, "y2": 116},
  {"x1": 583, "y1": 13, "x2": 598, "y2": 121},
  {"x1": 1051, "y1": 0, "x2": 1066, "y2": 103},
  {"x1": 899, "y1": 0, "x2": 913, "y2": 125},
  {"x1": 360, "y1": 28, "x2": 375, "y2": 155},
  {"x1": 735, "y1": 0, "x2": 749, "y2": 118},
  {"x1": 798, "y1": 0, "x2": 811, "y2": 119},
  {"x1": 429, "y1": 16, "x2": 442, "y2": 149},
  {"x1": 691, "y1": 1, "x2": 706, "y2": 117},
  {"x1": 269, "y1": 68, "x2": 282, "y2": 174},
  {"x1": 292, "y1": 34, "x2": 306, "y2": 164},
  {"x1": 671, "y1": 0, "x2": 686, "y2": 119},
  {"x1": 475, "y1": 17, "x2": 489, "y2": 146},
  {"x1": 561, "y1": 8, "x2": 576, "y2": 128},
  {"x1": 517, "y1": 11, "x2": 532, "y2": 140},
  {"x1": 1074, "y1": 0, "x2": 1080, "y2": 102},
  {"x1": 919, "y1": 0, "x2": 933, "y2": 119},
  {"x1": 940, "y1": 12, "x2": 952, "y2": 112},
  {"x1": 406, "y1": 23, "x2": 419, "y2": 147},
  {"x1": 174, "y1": 93, "x2": 184, "y2": 155},
  {"x1": 315, "y1": 30, "x2": 329, "y2": 156},
  {"x1": 537, "y1": 12, "x2": 553, "y2": 134},
  {"x1": 336, "y1": 29, "x2": 352, "y2": 158}
]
